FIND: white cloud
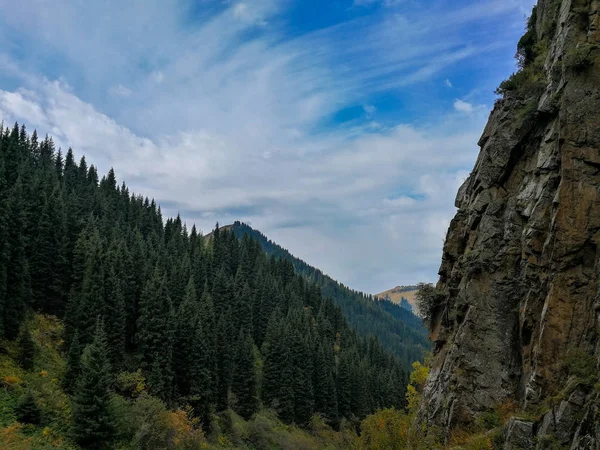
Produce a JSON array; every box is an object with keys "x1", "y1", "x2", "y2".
[
  {"x1": 445, "y1": 78, "x2": 453, "y2": 87},
  {"x1": 109, "y1": 84, "x2": 132, "y2": 97},
  {"x1": 0, "y1": 0, "x2": 527, "y2": 292},
  {"x1": 453, "y1": 99, "x2": 474, "y2": 113},
  {"x1": 151, "y1": 71, "x2": 164, "y2": 83},
  {"x1": 363, "y1": 104, "x2": 376, "y2": 118}
]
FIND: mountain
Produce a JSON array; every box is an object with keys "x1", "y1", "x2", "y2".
[
  {"x1": 0, "y1": 124, "x2": 410, "y2": 449},
  {"x1": 376, "y1": 285, "x2": 420, "y2": 314},
  {"x1": 223, "y1": 222, "x2": 430, "y2": 370},
  {"x1": 419, "y1": 0, "x2": 600, "y2": 447}
]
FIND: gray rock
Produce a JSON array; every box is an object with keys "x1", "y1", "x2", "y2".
[{"x1": 504, "y1": 418, "x2": 534, "y2": 450}]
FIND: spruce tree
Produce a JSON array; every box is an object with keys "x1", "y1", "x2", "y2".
[
  {"x1": 313, "y1": 344, "x2": 339, "y2": 428},
  {"x1": 231, "y1": 331, "x2": 259, "y2": 420},
  {"x1": 16, "y1": 391, "x2": 41, "y2": 425},
  {"x1": 18, "y1": 328, "x2": 36, "y2": 370},
  {"x1": 72, "y1": 320, "x2": 114, "y2": 449},
  {"x1": 215, "y1": 310, "x2": 234, "y2": 411},
  {"x1": 136, "y1": 266, "x2": 174, "y2": 401},
  {"x1": 77, "y1": 227, "x2": 106, "y2": 345},
  {"x1": 173, "y1": 278, "x2": 199, "y2": 397},
  {"x1": 3, "y1": 179, "x2": 31, "y2": 340},
  {"x1": 63, "y1": 330, "x2": 83, "y2": 394}
]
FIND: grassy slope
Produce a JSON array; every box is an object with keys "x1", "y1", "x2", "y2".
[{"x1": 376, "y1": 286, "x2": 419, "y2": 313}]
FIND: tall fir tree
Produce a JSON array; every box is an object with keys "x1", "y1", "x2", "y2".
[
  {"x1": 231, "y1": 331, "x2": 259, "y2": 420},
  {"x1": 72, "y1": 320, "x2": 114, "y2": 449}
]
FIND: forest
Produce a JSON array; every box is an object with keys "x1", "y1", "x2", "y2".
[
  {"x1": 0, "y1": 122, "x2": 416, "y2": 449},
  {"x1": 228, "y1": 222, "x2": 429, "y2": 370}
]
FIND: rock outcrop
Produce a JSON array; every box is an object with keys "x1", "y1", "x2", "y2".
[{"x1": 421, "y1": 0, "x2": 600, "y2": 447}]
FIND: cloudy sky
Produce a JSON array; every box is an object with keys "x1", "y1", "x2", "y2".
[{"x1": 0, "y1": 0, "x2": 535, "y2": 293}]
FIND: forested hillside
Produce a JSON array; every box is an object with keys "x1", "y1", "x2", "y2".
[
  {"x1": 0, "y1": 122, "x2": 410, "y2": 449},
  {"x1": 226, "y1": 222, "x2": 429, "y2": 369}
]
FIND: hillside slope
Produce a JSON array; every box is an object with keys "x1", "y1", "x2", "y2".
[
  {"x1": 224, "y1": 222, "x2": 430, "y2": 370},
  {"x1": 376, "y1": 285, "x2": 419, "y2": 314},
  {"x1": 421, "y1": 0, "x2": 600, "y2": 447}
]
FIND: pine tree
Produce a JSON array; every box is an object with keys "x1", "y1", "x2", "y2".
[
  {"x1": 231, "y1": 331, "x2": 258, "y2": 420},
  {"x1": 63, "y1": 330, "x2": 83, "y2": 394},
  {"x1": 103, "y1": 265, "x2": 126, "y2": 369},
  {"x1": 215, "y1": 310, "x2": 234, "y2": 411},
  {"x1": 313, "y1": 344, "x2": 339, "y2": 428},
  {"x1": 3, "y1": 179, "x2": 31, "y2": 340},
  {"x1": 16, "y1": 391, "x2": 41, "y2": 425},
  {"x1": 136, "y1": 266, "x2": 174, "y2": 401},
  {"x1": 18, "y1": 328, "x2": 36, "y2": 370},
  {"x1": 77, "y1": 228, "x2": 106, "y2": 345},
  {"x1": 290, "y1": 330, "x2": 314, "y2": 426},
  {"x1": 173, "y1": 278, "x2": 199, "y2": 397},
  {"x1": 72, "y1": 320, "x2": 114, "y2": 449},
  {"x1": 262, "y1": 310, "x2": 295, "y2": 422}
]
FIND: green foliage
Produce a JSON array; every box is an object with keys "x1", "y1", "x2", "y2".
[
  {"x1": 415, "y1": 283, "x2": 445, "y2": 332},
  {"x1": 72, "y1": 320, "x2": 114, "y2": 449},
  {"x1": 565, "y1": 43, "x2": 598, "y2": 71},
  {"x1": 476, "y1": 410, "x2": 501, "y2": 430},
  {"x1": 18, "y1": 328, "x2": 36, "y2": 370},
  {"x1": 111, "y1": 393, "x2": 206, "y2": 450},
  {"x1": 0, "y1": 123, "x2": 413, "y2": 444},
  {"x1": 230, "y1": 222, "x2": 430, "y2": 370},
  {"x1": 16, "y1": 391, "x2": 42, "y2": 425},
  {"x1": 495, "y1": 4, "x2": 549, "y2": 105},
  {"x1": 561, "y1": 348, "x2": 599, "y2": 385},
  {"x1": 231, "y1": 331, "x2": 259, "y2": 420}
]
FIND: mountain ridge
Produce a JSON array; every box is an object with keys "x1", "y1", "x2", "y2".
[{"x1": 215, "y1": 221, "x2": 430, "y2": 371}]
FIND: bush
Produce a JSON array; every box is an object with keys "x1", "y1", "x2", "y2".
[
  {"x1": 477, "y1": 410, "x2": 501, "y2": 430},
  {"x1": 18, "y1": 329, "x2": 36, "y2": 371},
  {"x1": 15, "y1": 392, "x2": 41, "y2": 425},
  {"x1": 415, "y1": 283, "x2": 445, "y2": 331},
  {"x1": 119, "y1": 393, "x2": 206, "y2": 450},
  {"x1": 562, "y1": 349, "x2": 598, "y2": 385},
  {"x1": 565, "y1": 44, "x2": 597, "y2": 71}
]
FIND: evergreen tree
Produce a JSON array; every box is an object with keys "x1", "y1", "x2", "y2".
[
  {"x1": 16, "y1": 391, "x2": 41, "y2": 425},
  {"x1": 18, "y1": 328, "x2": 36, "y2": 370},
  {"x1": 3, "y1": 179, "x2": 31, "y2": 340},
  {"x1": 173, "y1": 278, "x2": 199, "y2": 397},
  {"x1": 231, "y1": 331, "x2": 258, "y2": 420},
  {"x1": 63, "y1": 330, "x2": 83, "y2": 394},
  {"x1": 215, "y1": 311, "x2": 234, "y2": 411},
  {"x1": 313, "y1": 344, "x2": 339, "y2": 428},
  {"x1": 72, "y1": 320, "x2": 114, "y2": 449},
  {"x1": 136, "y1": 266, "x2": 173, "y2": 400}
]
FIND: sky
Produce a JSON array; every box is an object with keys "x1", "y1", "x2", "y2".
[{"x1": 0, "y1": 0, "x2": 536, "y2": 293}]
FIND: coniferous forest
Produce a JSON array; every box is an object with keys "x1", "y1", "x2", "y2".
[
  {"x1": 0, "y1": 122, "x2": 413, "y2": 449},
  {"x1": 227, "y1": 222, "x2": 429, "y2": 369}
]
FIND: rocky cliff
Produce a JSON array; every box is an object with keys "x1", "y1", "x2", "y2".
[{"x1": 421, "y1": 0, "x2": 600, "y2": 448}]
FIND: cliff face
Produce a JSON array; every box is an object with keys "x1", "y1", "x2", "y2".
[{"x1": 421, "y1": 0, "x2": 600, "y2": 447}]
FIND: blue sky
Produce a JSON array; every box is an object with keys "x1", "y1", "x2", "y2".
[{"x1": 0, "y1": 0, "x2": 535, "y2": 293}]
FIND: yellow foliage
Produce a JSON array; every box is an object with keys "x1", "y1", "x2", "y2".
[
  {"x1": 116, "y1": 369, "x2": 146, "y2": 397},
  {"x1": 2, "y1": 375, "x2": 24, "y2": 386},
  {"x1": 357, "y1": 408, "x2": 439, "y2": 450},
  {"x1": 409, "y1": 361, "x2": 429, "y2": 390},
  {"x1": 166, "y1": 406, "x2": 205, "y2": 448},
  {"x1": 39, "y1": 370, "x2": 48, "y2": 377},
  {"x1": 406, "y1": 384, "x2": 420, "y2": 413}
]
